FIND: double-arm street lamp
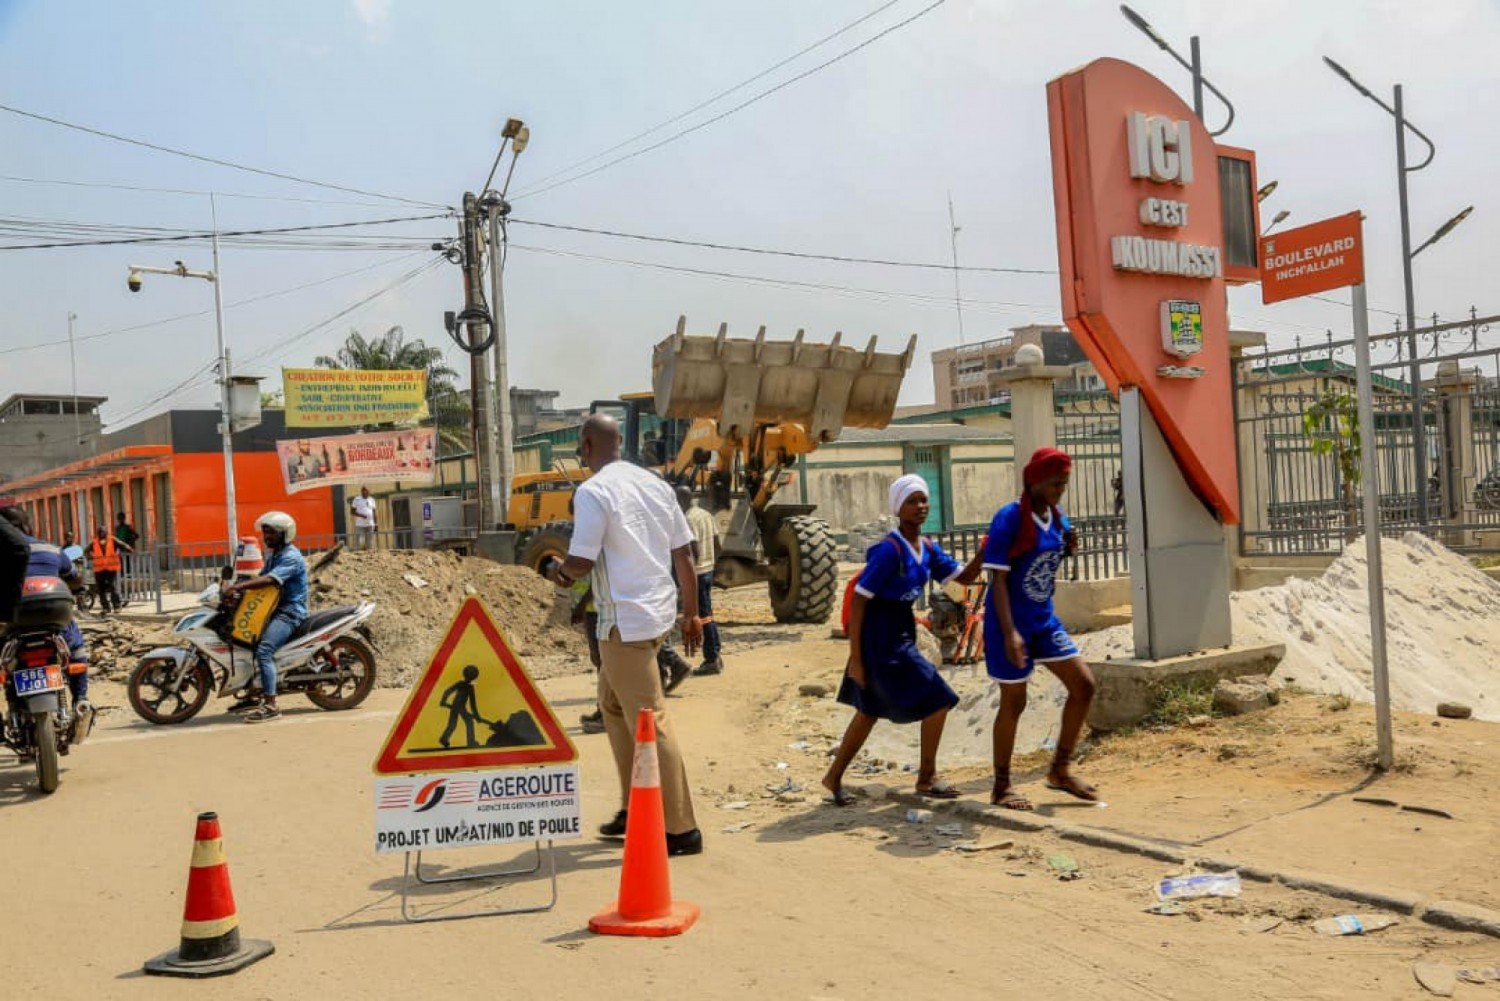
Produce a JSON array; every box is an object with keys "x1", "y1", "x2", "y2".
[{"x1": 1323, "y1": 57, "x2": 1474, "y2": 523}]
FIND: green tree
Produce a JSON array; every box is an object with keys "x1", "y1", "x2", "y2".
[
  {"x1": 315, "y1": 326, "x2": 468, "y2": 450},
  {"x1": 1302, "y1": 388, "x2": 1362, "y2": 541}
]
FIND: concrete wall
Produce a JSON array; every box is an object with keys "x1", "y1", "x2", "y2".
[
  {"x1": 0, "y1": 412, "x2": 103, "y2": 481},
  {"x1": 950, "y1": 457, "x2": 1012, "y2": 526},
  {"x1": 802, "y1": 443, "x2": 903, "y2": 532}
]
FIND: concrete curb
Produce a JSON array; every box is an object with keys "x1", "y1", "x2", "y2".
[{"x1": 872, "y1": 785, "x2": 1500, "y2": 939}]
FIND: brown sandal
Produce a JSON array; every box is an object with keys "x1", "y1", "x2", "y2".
[{"x1": 990, "y1": 774, "x2": 1033, "y2": 811}]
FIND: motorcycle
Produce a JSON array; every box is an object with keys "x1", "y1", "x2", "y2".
[
  {"x1": 2, "y1": 577, "x2": 92, "y2": 793},
  {"x1": 127, "y1": 580, "x2": 378, "y2": 725}
]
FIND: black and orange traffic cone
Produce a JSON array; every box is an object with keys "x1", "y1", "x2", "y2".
[
  {"x1": 144, "y1": 812, "x2": 274, "y2": 978},
  {"x1": 589, "y1": 709, "x2": 699, "y2": 937}
]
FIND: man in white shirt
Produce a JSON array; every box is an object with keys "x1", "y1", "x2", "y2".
[
  {"x1": 350, "y1": 486, "x2": 377, "y2": 551},
  {"x1": 544, "y1": 414, "x2": 705, "y2": 856}
]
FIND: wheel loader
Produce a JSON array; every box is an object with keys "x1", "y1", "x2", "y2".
[{"x1": 509, "y1": 317, "x2": 916, "y2": 624}]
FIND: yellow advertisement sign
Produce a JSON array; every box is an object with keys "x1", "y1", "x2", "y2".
[{"x1": 282, "y1": 368, "x2": 429, "y2": 428}]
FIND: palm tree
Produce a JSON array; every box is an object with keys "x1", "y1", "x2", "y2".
[{"x1": 316, "y1": 326, "x2": 469, "y2": 450}]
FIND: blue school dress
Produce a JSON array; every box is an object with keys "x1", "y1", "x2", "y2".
[
  {"x1": 980, "y1": 501, "x2": 1080, "y2": 683},
  {"x1": 837, "y1": 532, "x2": 962, "y2": 724}
]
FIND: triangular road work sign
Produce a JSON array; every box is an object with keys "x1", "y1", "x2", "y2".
[{"x1": 373, "y1": 596, "x2": 578, "y2": 775}]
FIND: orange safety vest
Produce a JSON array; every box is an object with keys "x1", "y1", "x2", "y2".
[{"x1": 89, "y1": 536, "x2": 121, "y2": 572}]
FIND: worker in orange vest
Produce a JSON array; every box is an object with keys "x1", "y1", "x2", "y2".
[{"x1": 87, "y1": 525, "x2": 129, "y2": 615}]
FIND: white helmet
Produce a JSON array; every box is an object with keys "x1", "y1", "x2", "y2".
[{"x1": 255, "y1": 510, "x2": 297, "y2": 543}]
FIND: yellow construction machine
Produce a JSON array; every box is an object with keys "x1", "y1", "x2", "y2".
[{"x1": 509, "y1": 317, "x2": 916, "y2": 624}]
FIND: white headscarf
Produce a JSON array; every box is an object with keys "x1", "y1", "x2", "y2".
[{"x1": 888, "y1": 473, "x2": 929, "y2": 518}]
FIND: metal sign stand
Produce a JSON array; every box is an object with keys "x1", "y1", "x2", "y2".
[
  {"x1": 1351, "y1": 283, "x2": 1394, "y2": 770},
  {"x1": 399, "y1": 840, "x2": 558, "y2": 924}
]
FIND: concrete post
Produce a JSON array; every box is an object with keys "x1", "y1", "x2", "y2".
[
  {"x1": 1229, "y1": 330, "x2": 1267, "y2": 560},
  {"x1": 995, "y1": 361, "x2": 1072, "y2": 468},
  {"x1": 1430, "y1": 361, "x2": 1478, "y2": 546}
]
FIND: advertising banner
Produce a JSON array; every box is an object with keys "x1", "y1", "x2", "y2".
[
  {"x1": 282, "y1": 367, "x2": 428, "y2": 427},
  {"x1": 276, "y1": 428, "x2": 435, "y2": 494}
]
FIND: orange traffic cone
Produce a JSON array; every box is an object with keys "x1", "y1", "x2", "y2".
[
  {"x1": 588, "y1": 709, "x2": 700, "y2": 937},
  {"x1": 144, "y1": 812, "x2": 274, "y2": 978}
]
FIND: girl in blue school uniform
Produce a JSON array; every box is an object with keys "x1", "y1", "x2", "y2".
[
  {"x1": 822, "y1": 475, "x2": 985, "y2": 806},
  {"x1": 982, "y1": 446, "x2": 1098, "y2": 810}
]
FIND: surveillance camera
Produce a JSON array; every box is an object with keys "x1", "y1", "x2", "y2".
[{"x1": 127, "y1": 270, "x2": 143, "y2": 293}]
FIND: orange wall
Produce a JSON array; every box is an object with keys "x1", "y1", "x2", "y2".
[{"x1": 171, "y1": 452, "x2": 335, "y2": 550}]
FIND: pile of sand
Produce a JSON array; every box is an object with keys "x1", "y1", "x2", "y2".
[
  {"x1": 309, "y1": 549, "x2": 589, "y2": 687},
  {"x1": 1231, "y1": 533, "x2": 1500, "y2": 720}
]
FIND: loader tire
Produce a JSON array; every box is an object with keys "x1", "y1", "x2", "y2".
[
  {"x1": 519, "y1": 523, "x2": 575, "y2": 573},
  {"x1": 767, "y1": 515, "x2": 838, "y2": 624}
]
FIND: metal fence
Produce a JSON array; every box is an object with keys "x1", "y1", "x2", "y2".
[{"x1": 1235, "y1": 310, "x2": 1500, "y2": 556}]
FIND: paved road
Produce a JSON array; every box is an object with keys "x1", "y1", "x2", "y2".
[{"x1": 5, "y1": 660, "x2": 1486, "y2": 1000}]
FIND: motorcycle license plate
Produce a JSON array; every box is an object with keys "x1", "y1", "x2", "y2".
[{"x1": 12, "y1": 665, "x2": 65, "y2": 696}]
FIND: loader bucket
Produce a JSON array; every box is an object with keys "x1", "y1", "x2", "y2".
[{"x1": 652, "y1": 317, "x2": 918, "y2": 442}]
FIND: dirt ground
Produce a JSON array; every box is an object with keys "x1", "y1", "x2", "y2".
[{"x1": 8, "y1": 582, "x2": 1500, "y2": 1000}]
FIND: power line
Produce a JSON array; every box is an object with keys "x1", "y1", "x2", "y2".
[
  {"x1": 0, "y1": 173, "x2": 398, "y2": 207},
  {"x1": 242, "y1": 257, "x2": 447, "y2": 366},
  {"x1": 508, "y1": 242, "x2": 1052, "y2": 315},
  {"x1": 513, "y1": 0, "x2": 950, "y2": 200},
  {"x1": 1307, "y1": 292, "x2": 1404, "y2": 318},
  {"x1": 0, "y1": 101, "x2": 449, "y2": 209},
  {"x1": 100, "y1": 257, "x2": 446, "y2": 428},
  {"x1": 103, "y1": 359, "x2": 219, "y2": 429},
  {"x1": 508, "y1": 218, "x2": 1053, "y2": 274},
  {"x1": 518, "y1": 0, "x2": 905, "y2": 193},
  {"x1": 0, "y1": 211, "x2": 451, "y2": 250},
  {"x1": 0, "y1": 252, "x2": 430, "y2": 356}
]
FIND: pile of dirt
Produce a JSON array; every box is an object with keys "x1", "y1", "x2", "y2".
[
  {"x1": 78, "y1": 618, "x2": 173, "y2": 680},
  {"x1": 308, "y1": 549, "x2": 589, "y2": 687}
]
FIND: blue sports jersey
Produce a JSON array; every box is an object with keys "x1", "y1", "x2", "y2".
[
  {"x1": 855, "y1": 532, "x2": 961, "y2": 603},
  {"x1": 981, "y1": 501, "x2": 1070, "y2": 636}
]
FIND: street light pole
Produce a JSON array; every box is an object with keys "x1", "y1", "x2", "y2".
[
  {"x1": 1389, "y1": 84, "x2": 1433, "y2": 522},
  {"x1": 126, "y1": 192, "x2": 237, "y2": 558},
  {"x1": 66, "y1": 311, "x2": 80, "y2": 458},
  {"x1": 1321, "y1": 59, "x2": 1478, "y2": 522},
  {"x1": 481, "y1": 118, "x2": 529, "y2": 527},
  {"x1": 210, "y1": 194, "x2": 238, "y2": 554},
  {"x1": 1119, "y1": 4, "x2": 1234, "y2": 134}
]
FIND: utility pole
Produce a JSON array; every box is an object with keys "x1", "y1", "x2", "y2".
[{"x1": 459, "y1": 191, "x2": 501, "y2": 530}]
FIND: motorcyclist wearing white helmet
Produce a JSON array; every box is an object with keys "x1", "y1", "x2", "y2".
[{"x1": 221, "y1": 511, "x2": 308, "y2": 723}]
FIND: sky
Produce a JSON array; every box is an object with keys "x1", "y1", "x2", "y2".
[{"x1": 1, "y1": 0, "x2": 1497, "y2": 433}]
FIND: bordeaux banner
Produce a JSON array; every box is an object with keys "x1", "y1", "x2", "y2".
[
  {"x1": 276, "y1": 428, "x2": 436, "y2": 494},
  {"x1": 282, "y1": 368, "x2": 428, "y2": 428}
]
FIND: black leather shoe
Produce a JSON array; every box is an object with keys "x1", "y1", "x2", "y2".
[
  {"x1": 666, "y1": 828, "x2": 704, "y2": 857},
  {"x1": 599, "y1": 810, "x2": 628, "y2": 839}
]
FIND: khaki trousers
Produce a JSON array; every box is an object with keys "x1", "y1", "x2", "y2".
[{"x1": 598, "y1": 628, "x2": 697, "y2": 835}]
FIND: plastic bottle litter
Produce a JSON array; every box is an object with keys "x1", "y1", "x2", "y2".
[
  {"x1": 1312, "y1": 914, "x2": 1399, "y2": 936},
  {"x1": 1155, "y1": 872, "x2": 1243, "y2": 901},
  {"x1": 905, "y1": 808, "x2": 934, "y2": 823}
]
